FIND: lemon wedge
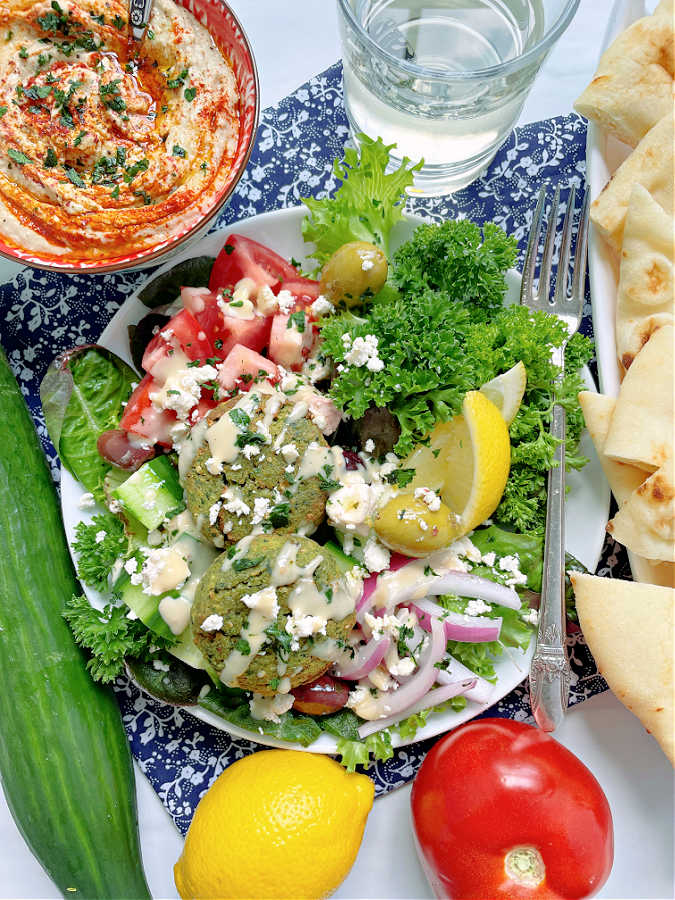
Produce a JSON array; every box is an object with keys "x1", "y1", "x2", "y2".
[
  {"x1": 439, "y1": 390, "x2": 511, "y2": 533},
  {"x1": 480, "y1": 361, "x2": 527, "y2": 425},
  {"x1": 406, "y1": 390, "x2": 511, "y2": 537}
]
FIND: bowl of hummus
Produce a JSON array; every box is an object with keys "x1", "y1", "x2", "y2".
[{"x1": 0, "y1": 0, "x2": 259, "y2": 272}]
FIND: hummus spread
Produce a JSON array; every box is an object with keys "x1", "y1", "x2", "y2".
[{"x1": 0, "y1": 0, "x2": 240, "y2": 262}]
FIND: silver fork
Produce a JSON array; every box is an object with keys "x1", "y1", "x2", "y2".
[{"x1": 520, "y1": 185, "x2": 590, "y2": 732}]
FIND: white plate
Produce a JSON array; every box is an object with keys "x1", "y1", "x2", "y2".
[{"x1": 60, "y1": 206, "x2": 610, "y2": 752}]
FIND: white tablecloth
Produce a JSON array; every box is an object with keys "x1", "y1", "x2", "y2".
[{"x1": 1, "y1": 2, "x2": 673, "y2": 897}]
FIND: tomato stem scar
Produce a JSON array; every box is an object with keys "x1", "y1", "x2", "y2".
[{"x1": 504, "y1": 846, "x2": 546, "y2": 887}]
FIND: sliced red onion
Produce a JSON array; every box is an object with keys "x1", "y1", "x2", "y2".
[
  {"x1": 412, "y1": 598, "x2": 502, "y2": 643},
  {"x1": 355, "y1": 617, "x2": 447, "y2": 721},
  {"x1": 438, "y1": 657, "x2": 495, "y2": 705},
  {"x1": 360, "y1": 563, "x2": 521, "y2": 622},
  {"x1": 97, "y1": 429, "x2": 155, "y2": 471},
  {"x1": 357, "y1": 552, "x2": 410, "y2": 615},
  {"x1": 334, "y1": 635, "x2": 391, "y2": 681},
  {"x1": 358, "y1": 678, "x2": 478, "y2": 738}
]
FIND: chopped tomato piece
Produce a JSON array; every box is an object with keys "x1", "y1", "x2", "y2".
[
  {"x1": 280, "y1": 278, "x2": 321, "y2": 311},
  {"x1": 119, "y1": 374, "x2": 177, "y2": 447},
  {"x1": 218, "y1": 344, "x2": 279, "y2": 392},
  {"x1": 268, "y1": 313, "x2": 315, "y2": 370},
  {"x1": 142, "y1": 308, "x2": 214, "y2": 375},
  {"x1": 209, "y1": 234, "x2": 298, "y2": 294}
]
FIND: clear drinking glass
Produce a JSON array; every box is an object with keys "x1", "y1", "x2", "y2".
[{"x1": 337, "y1": 0, "x2": 580, "y2": 195}]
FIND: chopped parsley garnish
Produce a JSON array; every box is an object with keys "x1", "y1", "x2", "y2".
[
  {"x1": 110, "y1": 184, "x2": 119, "y2": 199},
  {"x1": 147, "y1": 29, "x2": 155, "y2": 39},
  {"x1": 133, "y1": 188, "x2": 152, "y2": 205},
  {"x1": 166, "y1": 68, "x2": 188, "y2": 89},
  {"x1": 234, "y1": 430, "x2": 267, "y2": 449},
  {"x1": 384, "y1": 468, "x2": 416, "y2": 489},
  {"x1": 99, "y1": 79, "x2": 126, "y2": 112},
  {"x1": 232, "y1": 555, "x2": 265, "y2": 573},
  {"x1": 65, "y1": 166, "x2": 85, "y2": 187},
  {"x1": 89, "y1": 12, "x2": 105, "y2": 25},
  {"x1": 73, "y1": 130, "x2": 87, "y2": 146},
  {"x1": 287, "y1": 310, "x2": 305, "y2": 333},
  {"x1": 19, "y1": 46, "x2": 28, "y2": 59},
  {"x1": 229, "y1": 408, "x2": 251, "y2": 429},
  {"x1": 24, "y1": 84, "x2": 52, "y2": 100},
  {"x1": 172, "y1": 144, "x2": 186, "y2": 158},
  {"x1": 184, "y1": 86, "x2": 197, "y2": 102},
  {"x1": 268, "y1": 502, "x2": 291, "y2": 529},
  {"x1": 116, "y1": 146, "x2": 126, "y2": 167},
  {"x1": 214, "y1": 338, "x2": 223, "y2": 350},
  {"x1": 113, "y1": 14, "x2": 125, "y2": 30},
  {"x1": 397, "y1": 623, "x2": 415, "y2": 658},
  {"x1": 123, "y1": 157, "x2": 149, "y2": 183},
  {"x1": 8, "y1": 148, "x2": 32, "y2": 165},
  {"x1": 0, "y1": 107, "x2": 7, "y2": 118},
  {"x1": 318, "y1": 465, "x2": 340, "y2": 492},
  {"x1": 264, "y1": 621, "x2": 293, "y2": 655},
  {"x1": 37, "y1": 1, "x2": 71, "y2": 35},
  {"x1": 43, "y1": 147, "x2": 58, "y2": 167},
  {"x1": 235, "y1": 638, "x2": 251, "y2": 655},
  {"x1": 37, "y1": 52, "x2": 52, "y2": 68}
]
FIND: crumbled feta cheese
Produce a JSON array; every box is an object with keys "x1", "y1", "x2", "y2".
[
  {"x1": 284, "y1": 611, "x2": 327, "y2": 650},
  {"x1": 363, "y1": 537, "x2": 390, "y2": 573},
  {"x1": 481, "y1": 551, "x2": 496, "y2": 567},
  {"x1": 285, "y1": 464, "x2": 295, "y2": 474},
  {"x1": 198, "y1": 684, "x2": 211, "y2": 699},
  {"x1": 343, "y1": 334, "x2": 384, "y2": 372},
  {"x1": 124, "y1": 557, "x2": 139, "y2": 575},
  {"x1": 170, "y1": 421, "x2": 190, "y2": 451},
  {"x1": 368, "y1": 665, "x2": 395, "y2": 691},
  {"x1": 78, "y1": 492, "x2": 96, "y2": 510},
  {"x1": 364, "y1": 438, "x2": 375, "y2": 454},
  {"x1": 414, "y1": 486, "x2": 441, "y2": 512},
  {"x1": 221, "y1": 489, "x2": 251, "y2": 518},
  {"x1": 222, "y1": 520, "x2": 233, "y2": 534},
  {"x1": 387, "y1": 655, "x2": 416, "y2": 678},
  {"x1": 450, "y1": 536, "x2": 482, "y2": 563},
  {"x1": 152, "y1": 659, "x2": 170, "y2": 672},
  {"x1": 522, "y1": 608, "x2": 539, "y2": 626},
  {"x1": 200, "y1": 614, "x2": 224, "y2": 632},
  {"x1": 242, "y1": 443, "x2": 261, "y2": 460},
  {"x1": 361, "y1": 257, "x2": 374, "y2": 271},
  {"x1": 310, "y1": 295, "x2": 334, "y2": 317},
  {"x1": 94, "y1": 530, "x2": 107, "y2": 544},
  {"x1": 465, "y1": 598, "x2": 492, "y2": 617},
  {"x1": 205, "y1": 456, "x2": 223, "y2": 476},
  {"x1": 364, "y1": 612, "x2": 403, "y2": 641},
  {"x1": 149, "y1": 363, "x2": 219, "y2": 421},
  {"x1": 209, "y1": 501, "x2": 222, "y2": 525},
  {"x1": 277, "y1": 289, "x2": 295, "y2": 314},
  {"x1": 498, "y1": 554, "x2": 528, "y2": 586},
  {"x1": 241, "y1": 586, "x2": 279, "y2": 618},
  {"x1": 251, "y1": 496, "x2": 272, "y2": 525},
  {"x1": 281, "y1": 443, "x2": 299, "y2": 463}
]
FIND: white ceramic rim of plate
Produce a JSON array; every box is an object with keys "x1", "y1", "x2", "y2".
[{"x1": 60, "y1": 205, "x2": 609, "y2": 753}]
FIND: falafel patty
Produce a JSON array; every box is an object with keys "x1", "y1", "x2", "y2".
[
  {"x1": 183, "y1": 393, "x2": 329, "y2": 546},
  {"x1": 192, "y1": 534, "x2": 357, "y2": 695}
]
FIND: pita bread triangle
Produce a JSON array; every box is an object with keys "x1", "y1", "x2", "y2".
[
  {"x1": 616, "y1": 183, "x2": 674, "y2": 371},
  {"x1": 571, "y1": 573, "x2": 674, "y2": 765},
  {"x1": 607, "y1": 457, "x2": 675, "y2": 562},
  {"x1": 574, "y1": 14, "x2": 674, "y2": 148}
]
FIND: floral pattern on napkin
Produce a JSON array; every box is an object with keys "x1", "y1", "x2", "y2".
[{"x1": 0, "y1": 62, "x2": 632, "y2": 837}]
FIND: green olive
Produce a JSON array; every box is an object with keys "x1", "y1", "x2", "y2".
[
  {"x1": 373, "y1": 493, "x2": 461, "y2": 557},
  {"x1": 319, "y1": 241, "x2": 388, "y2": 308}
]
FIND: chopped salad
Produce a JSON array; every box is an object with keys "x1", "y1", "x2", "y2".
[{"x1": 43, "y1": 136, "x2": 592, "y2": 768}]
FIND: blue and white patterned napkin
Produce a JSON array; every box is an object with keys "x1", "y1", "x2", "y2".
[{"x1": 0, "y1": 62, "x2": 631, "y2": 836}]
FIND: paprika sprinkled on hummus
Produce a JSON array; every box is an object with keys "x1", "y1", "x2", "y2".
[{"x1": 0, "y1": 0, "x2": 240, "y2": 262}]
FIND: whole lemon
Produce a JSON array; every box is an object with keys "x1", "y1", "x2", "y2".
[{"x1": 174, "y1": 749, "x2": 374, "y2": 900}]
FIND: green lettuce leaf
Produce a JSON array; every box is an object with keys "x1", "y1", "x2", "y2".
[
  {"x1": 198, "y1": 692, "x2": 323, "y2": 748},
  {"x1": 40, "y1": 346, "x2": 137, "y2": 500},
  {"x1": 301, "y1": 134, "x2": 423, "y2": 269}
]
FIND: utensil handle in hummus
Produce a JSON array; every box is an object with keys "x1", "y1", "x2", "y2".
[{"x1": 129, "y1": 0, "x2": 154, "y2": 41}]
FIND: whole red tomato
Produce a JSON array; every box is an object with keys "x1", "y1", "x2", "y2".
[{"x1": 411, "y1": 719, "x2": 613, "y2": 899}]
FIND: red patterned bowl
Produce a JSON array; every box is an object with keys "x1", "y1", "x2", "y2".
[{"x1": 0, "y1": 0, "x2": 259, "y2": 274}]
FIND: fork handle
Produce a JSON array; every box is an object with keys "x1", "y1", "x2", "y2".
[{"x1": 529, "y1": 400, "x2": 572, "y2": 732}]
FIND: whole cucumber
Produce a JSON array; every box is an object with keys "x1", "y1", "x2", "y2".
[{"x1": 0, "y1": 349, "x2": 151, "y2": 899}]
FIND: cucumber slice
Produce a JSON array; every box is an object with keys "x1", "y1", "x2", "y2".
[
  {"x1": 104, "y1": 467, "x2": 149, "y2": 546},
  {"x1": 112, "y1": 455, "x2": 185, "y2": 530},
  {"x1": 322, "y1": 540, "x2": 360, "y2": 574},
  {"x1": 113, "y1": 569, "x2": 175, "y2": 640}
]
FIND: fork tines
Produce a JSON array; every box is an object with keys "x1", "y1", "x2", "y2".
[{"x1": 520, "y1": 185, "x2": 590, "y2": 314}]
